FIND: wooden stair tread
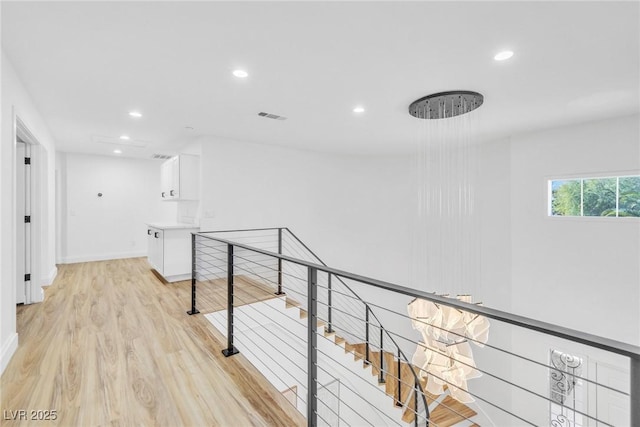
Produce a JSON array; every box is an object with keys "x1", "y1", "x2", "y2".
[
  {"x1": 429, "y1": 396, "x2": 478, "y2": 427},
  {"x1": 285, "y1": 298, "x2": 301, "y2": 309},
  {"x1": 401, "y1": 381, "x2": 439, "y2": 424}
]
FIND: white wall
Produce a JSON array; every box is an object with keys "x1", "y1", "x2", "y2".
[
  {"x1": 199, "y1": 136, "x2": 415, "y2": 284},
  {"x1": 510, "y1": 114, "x2": 640, "y2": 345},
  {"x1": 196, "y1": 115, "x2": 639, "y2": 423},
  {"x1": 199, "y1": 137, "x2": 319, "y2": 233},
  {"x1": 506, "y1": 115, "x2": 639, "y2": 426},
  {"x1": 57, "y1": 152, "x2": 176, "y2": 263},
  {"x1": 1, "y1": 51, "x2": 58, "y2": 373}
]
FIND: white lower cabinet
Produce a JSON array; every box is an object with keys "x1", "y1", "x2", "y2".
[{"x1": 147, "y1": 224, "x2": 199, "y2": 282}]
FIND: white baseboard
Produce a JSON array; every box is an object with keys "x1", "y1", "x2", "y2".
[
  {"x1": 41, "y1": 265, "x2": 58, "y2": 286},
  {"x1": 60, "y1": 251, "x2": 147, "y2": 264},
  {"x1": 0, "y1": 333, "x2": 19, "y2": 375}
]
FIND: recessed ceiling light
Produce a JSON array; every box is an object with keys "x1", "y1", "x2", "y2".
[
  {"x1": 113, "y1": 149, "x2": 122, "y2": 154},
  {"x1": 119, "y1": 135, "x2": 130, "y2": 140},
  {"x1": 494, "y1": 50, "x2": 514, "y2": 61},
  {"x1": 128, "y1": 111, "x2": 142, "y2": 118},
  {"x1": 233, "y1": 69, "x2": 249, "y2": 78},
  {"x1": 353, "y1": 106, "x2": 365, "y2": 113}
]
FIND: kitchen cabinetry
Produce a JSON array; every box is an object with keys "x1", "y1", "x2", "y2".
[
  {"x1": 160, "y1": 154, "x2": 199, "y2": 201},
  {"x1": 147, "y1": 223, "x2": 199, "y2": 282}
]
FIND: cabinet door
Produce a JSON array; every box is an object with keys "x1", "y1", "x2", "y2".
[
  {"x1": 147, "y1": 227, "x2": 156, "y2": 269},
  {"x1": 160, "y1": 154, "x2": 199, "y2": 201},
  {"x1": 160, "y1": 161, "x2": 172, "y2": 200},
  {"x1": 162, "y1": 228, "x2": 195, "y2": 277},
  {"x1": 147, "y1": 228, "x2": 164, "y2": 273},
  {"x1": 170, "y1": 156, "x2": 180, "y2": 199},
  {"x1": 155, "y1": 229, "x2": 164, "y2": 273}
]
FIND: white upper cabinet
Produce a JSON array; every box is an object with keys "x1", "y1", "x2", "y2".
[{"x1": 160, "y1": 154, "x2": 199, "y2": 201}]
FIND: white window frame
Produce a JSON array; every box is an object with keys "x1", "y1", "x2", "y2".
[{"x1": 547, "y1": 171, "x2": 640, "y2": 220}]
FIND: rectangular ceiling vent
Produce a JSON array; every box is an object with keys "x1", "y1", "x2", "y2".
[
  {"x1": 92, "y1": 135, "x2": 148, "y2": 148},
  {"x1": 152, "y1": 154, "x2": 173, "y2": 160},
  {"x1": 258, "y1": 111, "x2": 287, "y2": 121}
]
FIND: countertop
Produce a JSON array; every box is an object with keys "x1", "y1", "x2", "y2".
[{"x1": 146, "y1": 222, "x2": 200, "y2": 230}]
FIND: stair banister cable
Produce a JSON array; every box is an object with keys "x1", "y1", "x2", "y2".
[
  {"x1": 195, "y1": 229, "x2": 430, "y2": 424},
  {"x1": 192, "y1": 228, "x2": 640, "y2": 427},
  {"x1": 282, "y1": 228, "x2": 431, "y2": 423},
  {"x1": 203, "y1": 230, "x2": 639, "y2": 357}
]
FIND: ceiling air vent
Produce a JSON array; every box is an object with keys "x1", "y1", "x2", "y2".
[
  {"x1": 152, "y1": 154, "x2": 173, "y2": 160},
  {"x1": 258, "y1": 111, "x2": 287, "y2": 121},
  {"x1": 92, "y1": 135, "x2": 148, "y2": 148}
]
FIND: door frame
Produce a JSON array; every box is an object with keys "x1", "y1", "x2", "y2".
[{"x1": 13, "y1": 113, "x2": 45, "y2": 304}]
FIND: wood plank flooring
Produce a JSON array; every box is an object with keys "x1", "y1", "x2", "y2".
[{"x1": 0, "y1": 258, "x2": 305, "y2": 427}]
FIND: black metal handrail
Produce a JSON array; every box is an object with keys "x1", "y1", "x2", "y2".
[
  {"x1": 191, "y1": 228, "x2": 640, "y2": 426},
  {"x1": 195, "y1": 228, "x2": 430, "y2": 424},
  {"x1": 283, "y1": 228, "x2": 430, "y2": 420},
  {"x1": 197, "y1": 231, "x2": 640, "y2": 359}
]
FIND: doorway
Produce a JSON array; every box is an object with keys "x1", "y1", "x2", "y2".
[
  {"x1": 15, "y1": 116, "x2": 43, "y2": 305},
  {"x1": 15, "y1": 139, "x2": 30, "y2": 304}
]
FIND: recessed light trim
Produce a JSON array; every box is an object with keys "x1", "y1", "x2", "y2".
[
  {"x1": 128, "y1": 111, "x2": 142, "y2": 118},
  {"x1": 494, "y1": 50, "x2": 514, "y2": 61},
  {"x1": 233, "y1": 69, "x2": 249, "y2": 78},
  {"x1": 113, "y1": 149, "x2": 122, "y2": 154},
  {"x1": 353, "y1": 106, "x2": 365, "y2": 113},
  {"x1": 119, "y1": 135, "x2": 130, "y2": 140}
]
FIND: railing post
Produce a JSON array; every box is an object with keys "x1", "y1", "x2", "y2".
[
  {"x1": 414, "y1": 379, "x2": 419, "y2": 427},
  {"x1": 222, "y1": 244, "x2": 239, "y2": 357},
  {"x1": 187, "y1": 233, "x2": 200, "y2": 315},
  {"x1": 365, "y1": 306, "x2": 370, "y2": 365},
  {"x1": 326, "y1": 273, "x2": 333, "y2": 333},
  {"x1": 396, "y1": 348, "x2": 402, "y2": 406},
  {"x1": 275, "y1": 228, "x2": 285, "y2": 295},
  {"x1": 307, "y1": 267, "x2": 318, "y2": 427},
  {"x1": 632, "y1": 356, "x2": 639, "y2": 427},
  {"x1": 378, "y1": 328, "x2": 385, "y2": 384}
]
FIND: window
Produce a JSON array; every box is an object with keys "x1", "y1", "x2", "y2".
[{"x1": 549, "y1": 175, "x2": 640, "y2": 217}]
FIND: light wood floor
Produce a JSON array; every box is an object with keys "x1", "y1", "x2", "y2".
[{"x1": 0, "y1": 258, "x2": 305, "y2": 427}]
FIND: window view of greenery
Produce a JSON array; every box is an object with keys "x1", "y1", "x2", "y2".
[
  {"x1": 550, "y1": 175, "x2": 640, "y2": 217},
  {"x1": 551, "y1": 180, "x2": 581, "y2": 216},
  {"x1": 619, "y1": 176, "x2": 640, "y2": 217},
  {"x1": 583, "y1": 177, "x2": 616, "y2": 216}
]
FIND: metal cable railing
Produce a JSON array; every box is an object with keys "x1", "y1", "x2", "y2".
[
  {"x1": 194, "y1": 261, "x2": 426, "y2": 424},
  {"x1": 187, "y1": 228, "x2": 640, "y2": 427},
  {"x1": 192, "y1": 228, "x2": 430, "y2": 425},
  {"x1": 281, "y1": 228, "x2": 431, "y2": 422}
]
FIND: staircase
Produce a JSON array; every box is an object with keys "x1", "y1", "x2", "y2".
[
  {"x1": 205, "y1": 275, "x2": 478, "y2": 427},
  {"x1": 345, "y1": 343, "x2": 478, "y2": 427}
]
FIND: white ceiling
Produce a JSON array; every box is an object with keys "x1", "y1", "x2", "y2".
[{"x1": 2, "y1": 1, "x2": 638, "y2": 157}]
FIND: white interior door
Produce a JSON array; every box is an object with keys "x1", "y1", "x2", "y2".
[{"x1": 15, "y1": 142, "x2": 29, "y2": 304}]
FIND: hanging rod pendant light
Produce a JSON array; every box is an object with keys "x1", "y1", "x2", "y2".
[{"x1": 409, "y1": 91, "x2": 484, "y2": 120}]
